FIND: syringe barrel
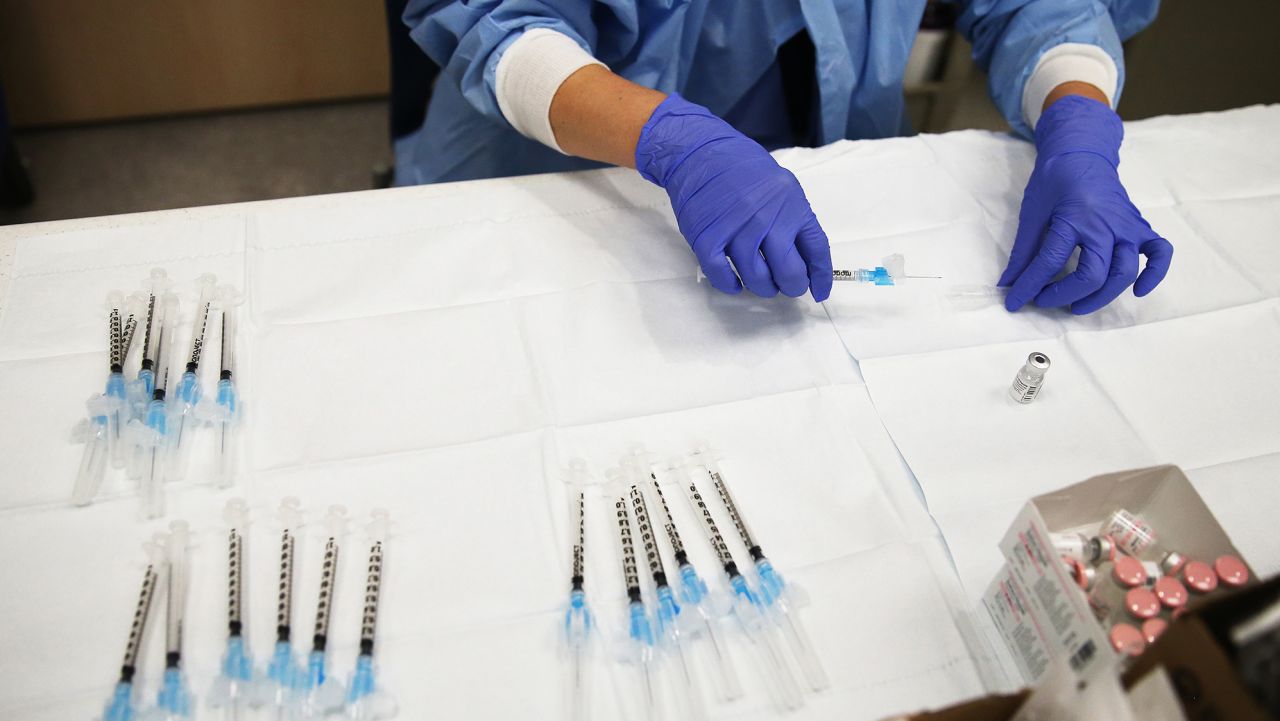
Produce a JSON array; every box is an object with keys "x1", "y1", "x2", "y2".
[
  {"x1": 153, "y1": 294, "x2": 180, "y2": 397},
  {"x1": 219, "y1": 293, "x2": 239, "y2": 379},
  {"x1": 699, "y1": 456, "x2": 760, "y2": 556},
  {"x1": 165, "y1": 521, "x2": 191, "y2": 661},
  {"x1": 142, "y1": 291, "x2": 164, "y2": 368},
  {"x1": 669, "y1": 459, "x2": 737, "y2": 570},
  {"x1": 187, "y1": 274, "x2": 217, "y2": 369},
  {"x1": 567, "y1": 469, "x2": 586, "y2": 590},
  {"x1": 107, "y1": 292, "x2": 124, "y2": 368}
]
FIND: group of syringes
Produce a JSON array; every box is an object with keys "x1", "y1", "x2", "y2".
[
  {"x1": 562, "y1": 443, "x2": 828, "y2": 721},
  {"x1": 102, "y1": 498, "x2": 396, "y2": 721},
  {"x1": 71, "y1": 269, "x2": 244, "y2": 517}
]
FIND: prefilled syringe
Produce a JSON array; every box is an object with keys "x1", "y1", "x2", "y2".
[
  {"x1": 209, "y1": 499, "x2": 256, "y2": 720},
  {"x1": 137, "y1": 293, "x2": 179, "y2": 518},
  {"x1": 294, "y1": 506, "x2": 348, "y2": 718},
  {"x1": 154, "y1": 520, "x2": 195, "y2": 719},
  {"x1": 210, "y1": 285, "x2": 242, "y2": 488},
  {"x1": 608, "y1": 470, "x2": 661, "y2": 721},
  {"x1": 624, "y1": 456, "x2": 707, "y2": 721},
  {"x1": 344, "y1": 510, "x2": 397, "y2": 720},
  {"x1": 101, "y1": 534, "x2": 166, "y2": 721},
  {"x1": 669, "y1": 459, "x2": 802, "y2": 711},
  {"x1": 632, "y1": 450, "x2": 742, "y2": 703},
  {"x1": 72, "y1": 291, "x2": 140, "y2": 506},
  {"x1": 691, "y1": 445, "x2": 829, "y2": 691},
  {"x1": 563, "y1": 461, "x2": 595, "y2": 721},
  {"x1": 832, "y1": 254, "x2": 939, "y2": 286},
  {"x1": 129, "y1": 269, "x2": 172, "y2": 420},
  {"x1": 258, "y1": 498, "x2": 303, "y2": 715},
  {"x1": 169, "y1": 274, "x2": 216, "y2": 481}
]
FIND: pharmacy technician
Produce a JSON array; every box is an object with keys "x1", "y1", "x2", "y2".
[{"x1": 396, "y1": 1, "x2": 1172, "y2": 314}]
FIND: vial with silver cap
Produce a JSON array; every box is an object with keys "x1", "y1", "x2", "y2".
[{"x1": 1009, "y1": 352, "x2": 1050, "y2": 404}]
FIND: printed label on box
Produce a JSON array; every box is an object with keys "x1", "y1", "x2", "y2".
[
  {"x1": 984, "y1": 569, "x2": 1052, "y2": 682},
  {"x1": 991, "y1": 504, "x2": 1109, "y2": 682}
]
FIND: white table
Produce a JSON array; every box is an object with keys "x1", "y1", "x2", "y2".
[{"x1": 1, "y1": 105, "x2": 1277, "y2": 721}]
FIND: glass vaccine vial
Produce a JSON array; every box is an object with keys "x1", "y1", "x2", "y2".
[{"x1": 1009, "y1": 352, "x2": 1051, "y2": 404}]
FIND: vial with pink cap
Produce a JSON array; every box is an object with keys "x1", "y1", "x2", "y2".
[
  {"x1": 1088, "y1": 555, "x2": 1150, "y2": 622},
  {"x1": 1096, "y1": 509, "x2": 1188, "y2": 576}
]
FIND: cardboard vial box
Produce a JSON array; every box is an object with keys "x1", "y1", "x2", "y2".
[
  {"x1": 888, "y1": 466, "x2": 1273, "y2": 721},
  {"x1": 981, "y1": 465, "x2": 1256, "y2": 685}
]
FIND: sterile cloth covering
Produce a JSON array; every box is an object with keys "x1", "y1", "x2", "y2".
[{"x1": 2, "y1": 105, "x2": 1280, "y2": 719}]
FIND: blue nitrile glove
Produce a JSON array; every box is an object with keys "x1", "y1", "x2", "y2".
[
  {"x1": 1000, "y1": 96, "x2": 1173, "y2": 315},
  {"x1": 636, "y1": 94, "x2": 833, "y2": 302}
]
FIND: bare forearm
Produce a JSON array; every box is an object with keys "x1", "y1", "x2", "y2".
[
  {"x1": 548, "y1": 65, "x2": 666, "y2": 168},
  {"x1": 1043, "y1": 81, "x2": 1110, "y2": 111}
]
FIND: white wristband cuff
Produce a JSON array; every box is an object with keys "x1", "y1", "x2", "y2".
[
  {"x1": 495, "y1": 28, "x2": 605, "y2": 153},
  {"x1": 1022, "y1": 43, "x2": 1119, "y2": 130}
]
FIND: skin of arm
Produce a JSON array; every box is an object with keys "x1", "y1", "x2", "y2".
[
  {"x1": 1044, "y1": 80, "x2": 1109, "y2": 112},
  {"x1": 549, "y1": 70, "x2": 1109, "y2": 168},
  {"x1": 548, "y1": 64, "x2": 667, "y2": 168}
]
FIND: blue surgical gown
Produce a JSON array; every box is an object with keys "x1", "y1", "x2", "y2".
[{"x1": 395, "y1": 0, "x2": 1158, "y2": 186}]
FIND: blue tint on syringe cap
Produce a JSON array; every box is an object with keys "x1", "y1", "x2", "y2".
[
  {"x1": 106, "y1": 372, "x2": 127, "y2": 400},
  {"x1": 221, "y1": 635, "x2": 253, "y2": 682},
  {"x1": 655, "y1": 584, "x2": 680, "y2": 633},
  {"x1": 215, "y1": 378, "x2": 237, "y2": 413},
  {"x1": 155, "y1": 666, "x2": 192, "y2": 717},
  {"x1": 103, "y1": 681, "x2": 136, "y2": 721},
  {"x1": 301, "y1": 648, "x2": 327, "y2": 689},
  {"x1": 677, "y1": 564, "x2": 708, "y2": 606},
  {"x1": 729, "y1": 573, "x2": 765, "y2": 611},
  {"x1": 145, "y1": 399, "x2": 167, "y2": 433},
  {"x1": 755, "y1": 558, "x2": 785, "y2": 605},
  {"x1": 267, "y1": 640, "x2": 296, "y2": 685},
  {"x1": 346, "y1": 655, "x2": 377, "y2": 703},
  {"x1": 175, "y1": 371, "x2": 201, "y2": 406},
  {"x1": 564, "y1": 589, "x2": 592, "y2": 641},
  {"x1": 136, "y1": 368, "x2": 155, "y2": 398},
  {"x1": 628, "y1": 601, "x2": 655, "y2": 646}
]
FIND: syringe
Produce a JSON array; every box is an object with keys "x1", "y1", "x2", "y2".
[
  {"x1": 690, "y1": 444, "x2": 829, "y2": 691},
  {"x1": 669, "y1": 458, "x2": 802, "y2": 711},
  {"x1": 607, "y1": 469, "x2": 661, "y2": 721},
  {"x1": 344, "y1": 509, "x2": 397, "y2": 720},
  {"x1": 72, "y1": 291, "x2": 140, "y2": 506},
  {"x1": 630, "y1": 449, "x2": 742, "y2": 703},
  {"x1": 101, "y1": 533, "x2": 166, "y2": 721},
  {"x1": 832, "y1": 254, "x2": 939, "y2": 286},
  {"x1": 209, "y1": 285, "x2": 242, "y2": 488},
  {"x1": 209, "y1": 499, "x2": 256, "y2": 720},
  {"x1": 128, "y1": 269, "x2": 172, "y2": 423},
  {"x1": 563, "y1": 461, "x2": 595, "y2": 721},
  {"x1": 136, "y1": 293, "x2": 179, "y2": 518},
  {"x1": 154, "y1": 520, "x2": 195, "y2": 719},
  {"x1": 294, "y1": 505, "x2": 348, "y2": 718},
  {"x1": 168, "y1": 274, "x2": 216, "y2": 482},
  {"x1": 623, "y1": 455, "x2": 707, "y2": 721},
  {"x1": 257, "y1": 498, "x2": 303, "y2": 716}
]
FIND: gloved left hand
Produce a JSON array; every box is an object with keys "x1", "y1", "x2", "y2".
[{"x1": 1000, "y1": 95, "x2": 1173, "y2": 314}]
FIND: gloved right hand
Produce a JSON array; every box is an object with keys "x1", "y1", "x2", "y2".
[{"x1": 635, "y1": 94, "x2": 833, "y2": 302}]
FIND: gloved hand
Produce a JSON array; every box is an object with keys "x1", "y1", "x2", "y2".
[
  {"x1": 635, "y1": 94, "x2": 833, "y2": 302},
  {"x1": 1000, "y1": 95, "x2": 1173, "y2": 315}
]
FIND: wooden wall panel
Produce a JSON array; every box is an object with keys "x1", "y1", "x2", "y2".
[{"x1": 0, "y1": 0, "x2": 391, "y2": 127}]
